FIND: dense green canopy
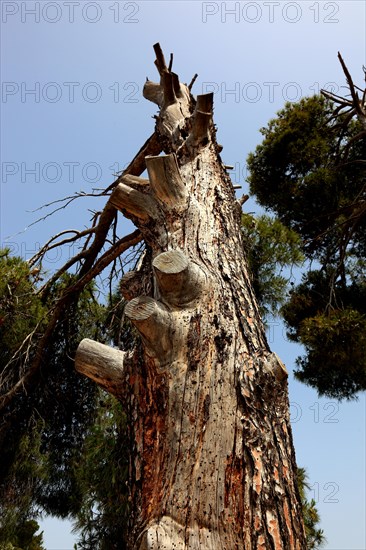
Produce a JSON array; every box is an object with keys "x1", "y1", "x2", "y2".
[
  {"x1": 241, "y1": 213, "x2": 303, "y2": 317},
  {"x1": 247, "y1": 95, "x2": 366, "y2": 399},
  {"x1": 0, "y1": 251, "x2": 105, "y2": 545}
]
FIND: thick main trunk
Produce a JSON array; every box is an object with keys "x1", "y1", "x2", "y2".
[{"x1": 76, "y1": 44, "x2": 306, "y2": 549}]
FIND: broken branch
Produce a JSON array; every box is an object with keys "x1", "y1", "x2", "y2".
[
  {"x1": 75, "y1": 338, "x2": 126, "y2": 397},
  {"x1": 146, "y1": 154, "x2": 188, "y2": 209},
  {"x1": 110, "y1": 183, "x2": 159, "y2": 221},
  {"x1": 153, "y1": 250, "x2": 207, "y2": 307}
]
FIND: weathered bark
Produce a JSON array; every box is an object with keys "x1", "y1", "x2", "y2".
[{"x1": 75, "y1": 44, "x2": 306, "y2": 549}]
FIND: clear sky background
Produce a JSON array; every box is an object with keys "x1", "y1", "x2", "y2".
[{"x1": 1, "y1": 1, "x2": 365, "y2": 549}]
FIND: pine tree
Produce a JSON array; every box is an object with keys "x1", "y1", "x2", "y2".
[{"x1": 247, "y1": 60, "x2": 366, "y2": 400}]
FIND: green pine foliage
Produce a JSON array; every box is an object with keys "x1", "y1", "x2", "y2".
[
  {"x1": 0, "y1": 519, "x2": 45, "y2": 550},
  {"x1": 247, "y1": 96, "x2": 365, "y2": 259},
  {"x1": 0, "y1": 249, "x2": 46, "y2": 364},
  {"x1": 247, "y1": 95, "x2": 366, "y2": 399},
  {"x1": 295, "y1": 307, "x2": 366, "y2": 399},
  {"x1": 0, "y1": 420, "x2": 48, "y2": 549},
  {"x1": 297, "y1": 468, "x2": 325, "y2": 549},
  {"x1": 241, "y1": 213, "x2": 304, "y2": 316},
  {"x1": 0, "y1": 249, "x2": 133, "y2": 548},
  {"x1": 0, "y1": 251, "x2": 107, "y2": 540},
  {"x1": 73, "y1": 395, "x2": 129, "y2": 550}
]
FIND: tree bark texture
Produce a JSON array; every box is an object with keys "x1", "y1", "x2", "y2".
[{"x1": 75, "y1": 44, "x2": 306, "y2": 549}]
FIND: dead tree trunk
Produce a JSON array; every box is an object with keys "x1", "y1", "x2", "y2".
[{"x1": 75, "y1": 44, "x2": 306, "y2": 549}]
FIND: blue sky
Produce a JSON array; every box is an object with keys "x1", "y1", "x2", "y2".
[{"x1": 1, "y1": 1, "x2": 365, "y2": 548}]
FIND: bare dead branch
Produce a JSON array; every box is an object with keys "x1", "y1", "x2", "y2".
[
  {"x1": 336, "y1": 159, "x2": 366, "y2": 167},
  {"x1": 321, "y1": 88, "x2": 353, "y2": 106},
  {"x1": 77, "y1": 134, "x2": 162, "y2": 279},
  {"x1": 322, "y1": 53, "x2": 366, "y2": 137},
  {"x1": 188, "y1": 74, "x2": 198, "y2": 91},
  {"x1": 340, "y1": 129, "x2": 366, "y2": 161},
  {"x1": 153, "y1": 42, "x2": 168, "y2": 75},
  {"x1": 66, "y1": 230, "x2": 143, "y2": 297},
  {"x1": 81, "y1": 211, "x2": 101, "y2": 252},
  {"x1": 320, "y1": 53, "x2": 366, "y2": 172},
  {"x1": 0, "y1": 229, "x2": 142, "y2": 413},
  {"x1": 26, "y1": 190, "x2": 108, "y2": 232},
  {"x1": 28, "y1": 133, "x2": 161, "y2": 284},
  {"x1": 37, "y1": 249, "x2": 90, "y2": 299},
  {"x1": 0, "y1": 127, "x2": 164, "y2": 415},
  {"x1": 27, "y1": 195, "x2": 85, "y2": 229},
  {"x1": 104, "y1": 133, "x2": 162, "y2": 194},
  {"x1": 28, "y1": 227, "x2": 96, "y2": 268},
  {"x1": 337, "y1": 52, "x2": 364, "y2": 119},
  {"x1": 0, "y1": 326, "x2": 39, "y2": 388}
]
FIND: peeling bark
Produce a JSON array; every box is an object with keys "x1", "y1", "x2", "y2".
[{"x1": 75, "y1": 43, "x2": 306, "y2": 549}]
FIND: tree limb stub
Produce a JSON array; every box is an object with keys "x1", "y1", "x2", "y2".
[
  {"x1": 153, "y1": 42, "x2": 168, "y2": 75},
  {"x1": 172, "y1": 72, "x2": 182, "y2": 98},
  {"x1": 120, "y1": 270, "x2": 143, "y2": 301},
  {"x1": 185, "y1": 93, "x2": 215, "y2": 148},
  {"x1": 263, "y1": 352, "x2": 288, "y2": 382},
  {"x1": 120, "y1": 174, "x2": 150, "y2": 189},
  {"x1": 152, "y1": 43, "x2": 177, "y2": 107},
  {"x1": 110, "y1": 183, "x2": 159, "y2": 221},
  {"x1": 196, "y1": 93, "x2": 214, "y2": 114},
  {"x1": 161, "y1": 71, "x2": 177, "y2": 107},
  {"x1": 192, "y1": 111, "x2": 212, "y2": 143},
  {"x1": 125, "y1": 296, "x2": 173, "y2": 361},
  {"x1": 146, "y1": 154, "x2": 188, "y2": 209},
  {"x1": 143, "y1": 80, "x2": 163, "y2": 107},
  {"x1": 153, "y1": 250, "x2": 206, "y2": 307},
  {"x1": 75, "y1": 339, "x2": 126, "y2": 397},
  {"x1": 105, "y1": 132, "x2": 162, "y2": 194}
]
